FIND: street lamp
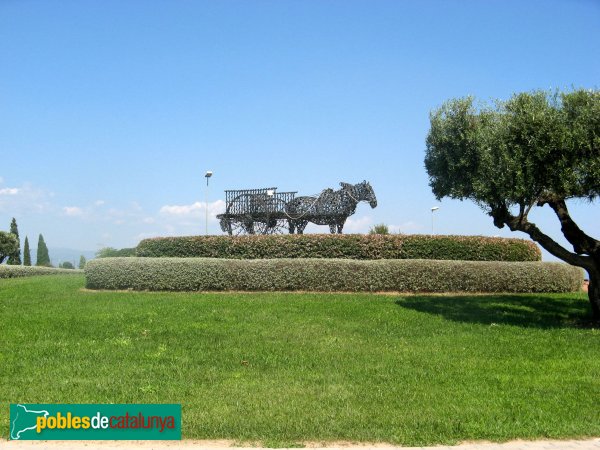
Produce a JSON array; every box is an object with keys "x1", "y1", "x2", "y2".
[
  {"x1": 205, "y1": 171, "x2": 213, "y2": 235},
  {"x1": 431, "y1": 206, "x2": 440, "y2": 236}
]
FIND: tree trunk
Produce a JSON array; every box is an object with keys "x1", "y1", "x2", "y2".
[{"x1": 588, "y1": 266, "x2": 600, "y2": 323}]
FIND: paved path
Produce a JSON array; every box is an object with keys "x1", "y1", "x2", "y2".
[{"x1": 2, "y1": 438, "x2": 600, "y2": 450}]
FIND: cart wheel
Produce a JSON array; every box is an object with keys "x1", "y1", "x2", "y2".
[
  {"x1": 219, "y1": 216, "x2": 233, "y2": 235},
  {"x1": 232, "y1": 216, "x2": 255, "y2": 235},
  {"x1": 253, "y1": 217, "x2": 287, "y2": 234},
  {"x1": 257, "y1": 196, "x2": 288, "y2": 234}
]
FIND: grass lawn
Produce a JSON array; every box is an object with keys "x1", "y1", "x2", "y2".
[{"x1": 1, "y1": 275, "x2": 599, "y2": 446}]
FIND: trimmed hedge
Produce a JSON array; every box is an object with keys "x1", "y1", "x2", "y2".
[
  {"x1": 136, "y1": 234, "x2": 541, "y2": 262},
  {"x1": 0, "y1": 265, "x2": 83, "y2": 278},
  {"x1": 85, "y1": 257, "x2": 581, "y2": 293}
]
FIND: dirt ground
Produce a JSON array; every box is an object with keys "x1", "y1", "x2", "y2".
[{"x1": 2, "y1": 438, "x2": 600, "y2": 450}]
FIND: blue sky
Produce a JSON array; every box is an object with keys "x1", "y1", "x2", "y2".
[{"x1": 0, "y1": 0, "x2": 598, "y2": 260}]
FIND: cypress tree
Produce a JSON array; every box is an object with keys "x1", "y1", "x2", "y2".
[
  {"x1": 23, "y1": 236, "x2": 32, "y2": 266},
  {"x1": 79, "y1": 255, "x2": 87, "y2": 269},
  {"x1": 36, "y1": 234, "x2": 51, "y2": 267},
  {"x1": 7, "y1": 218, "x2": 22, "y2": 265}
]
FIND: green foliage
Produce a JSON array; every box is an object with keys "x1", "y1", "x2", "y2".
[
  {"x1": 0, "y1": 231, "x2": 19, "y2": 264},
  {"x1": 7, "y1": 217, "x2": 21, "y2": 265},
  {"x1": 136, "y1": 234, "x2": 540, "y2": 262},
  {"x1": 425, "y1": 89, "x2": 600, "y2": 208},
  {"x1": 0, "y1": 265, "x2": 82, "y2": 278},
  {"x1": 23, "y1": 236, "x2": 32, "y2": 266},
  {"x1": 85, "y1": 257, "x2": 580, "y2": 293},
  {"x1": 368, "y1": 223, "x2": 390, "y2": 235},
  {"x1": 96, "y1": 247, "x2": 137, "y2": 258},
  {"x1": 59, "y1": 261, "x2": 75, "y2": 269},
  {"x1": 36, "y1": 234, "x2": 51, "y2": 267},
  {"x1": 79, "y1": 255, "x2": 87, "y2": 269}
]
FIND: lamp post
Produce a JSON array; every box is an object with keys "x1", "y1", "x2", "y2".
[
  {"x1": 205, "y1": 171, "x2": 213, "y2": 235},
  {"x1": 431, "y1": 206, "x2": 440, "y2": 236}
]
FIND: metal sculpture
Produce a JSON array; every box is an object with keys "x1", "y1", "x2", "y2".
[
  {"x1": 217, "y1": 188, "x2": 297, "y2": 235},
  {"x1": 216, "y1": 181, "x2": 377, "y2": 235},
  {"x1": 285, "y1": 180, "x2": 377, "y2": 234}
]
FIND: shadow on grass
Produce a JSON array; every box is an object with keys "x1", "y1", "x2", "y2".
[{"x1": 395, "y1": 294, "x2": 592, "y2": 329}]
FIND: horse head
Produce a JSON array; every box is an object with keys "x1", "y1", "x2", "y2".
[{"x1": 339, "y1": 181, "x2": 377, "y2": 208}]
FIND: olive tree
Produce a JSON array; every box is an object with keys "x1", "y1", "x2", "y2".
[
  {"x1": 0, "y1": 231, "x2": 19, "y2": 264},
  {"x1": 425, "y1": 89, "x2": 600, "y2": 320}
]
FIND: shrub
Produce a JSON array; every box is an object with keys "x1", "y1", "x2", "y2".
[
  {"x1": 85, "y1": 257, "x2": 580, "y2": 293},
  {"x1": 96, "y1": 247, "x2": 137, "y2": 257},
  {"x1": 0, "y1": 265, "x2": 83, "y2": 279},
  {"x1": 59, "y1": 261, "x2": 75, "y2": 269},
  {"x1": 136, "y1": 234, "x2": 541, "y2": 262},
  {"x1": 369, "y1": 224, "x2": 390, "y2": 235}
]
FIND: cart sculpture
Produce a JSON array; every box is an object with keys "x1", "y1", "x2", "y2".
[
  {"x1": 217, "y1": 187, "x2": 297, "y2": 235},
  {"x1": 216, "y1": 181, "x2": 377, "y2": 235}
]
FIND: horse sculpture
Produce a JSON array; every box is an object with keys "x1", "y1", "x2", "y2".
[{"x1": 285, "y1": 181, "x2": 377, "y2": 234}]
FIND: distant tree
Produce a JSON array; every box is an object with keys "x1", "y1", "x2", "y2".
[
  {"x1": 59, "y1": 261, "x2": 75, "y2": 269},
  {"x1": 369, "y1": 224, "x2": 390, "y2": 235},
  {"x1": 425, "y1": 88, "x2": 600, "y2": 321},
  {"x1": 96, "y1": 247, "x2": 136, "y2": 258},
  {"x1": 79, "y1": 255, "x2": 87, "y2": 269},
  {"x1": 0, "y1": 231, "x2": 19, "y2": 264},
  {"x1": 7, "y1": 218, "x2": 21, "y2": 265},
  {"x1": 36, "y1": 234, "x2": 51, "y2": 267},
  {"x1": 23, "y1": 236, "x2": 32, "y2": 266}
]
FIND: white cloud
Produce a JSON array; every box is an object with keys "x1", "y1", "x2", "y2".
[
  {"x1": 106, "y1": 204, "x2": 145, "y2": 221},
  {"x1": 160, "y1": 201, "x2": 203, "y2": 216},
  {"x1": 0, "y1": 187, "x2": 20, "y2": 195},
  {"x1": 0, "y1": 183, "x2": 51, "y2": 213},
  {"x1": 389, "y1": 221, "x2": 422, "y2": 234},
  {"x1": 135, "y1": 231, "x2": 160, "y2": 241},
  {"x1": 159, "y1": 200, "x2": 225, "y2": 217},
  {"x1": 95, "y1": 200, "x2": 105, "y2": 206},
  {"x1": 63, "y1": 206, "x2": 84, "y2": 217},
  {"x1": 302, "y1": 215, "x2": 373, "y2": 234},
  {"x1": 141, "y1": 199, "x2": 227, "y2": 237},
  {"x1": 342, "y1": 216, "x2": 373, "y2": 233}
]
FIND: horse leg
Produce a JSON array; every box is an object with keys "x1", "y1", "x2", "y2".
[
  {"x1": 329, "y1": 223, "x2": 336, "y2": 234},
  {"x1": 297, "y1": 221, "x2": 308, "y2": 234},
  {"x1": 288, "y1": 220, "x2": 295, "y2": 234},
  {"x1": 337, "y1": 219, "x2": 346, "y2": 234}
]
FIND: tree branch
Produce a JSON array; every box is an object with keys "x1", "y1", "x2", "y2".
[
  {"x1": 544, "y1": 199, "x2": 599, "y2": 256},
  {"x1": 491, "y1": 205, "x2": 592, "y2": 269},
  {"x1": 523, "y1": 199, "x2": 536, "y2": 220}
]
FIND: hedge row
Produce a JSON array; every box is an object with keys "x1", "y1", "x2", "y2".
[
  {"x1": 136, "y1": 234, "x2": 541, "y2": 262},
  {"x1": 0, "y1": 265, "x2": 83, "y2": 278},
  {"x1": 85, "y1": 257, "x2": 581, "y2": 293}
]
